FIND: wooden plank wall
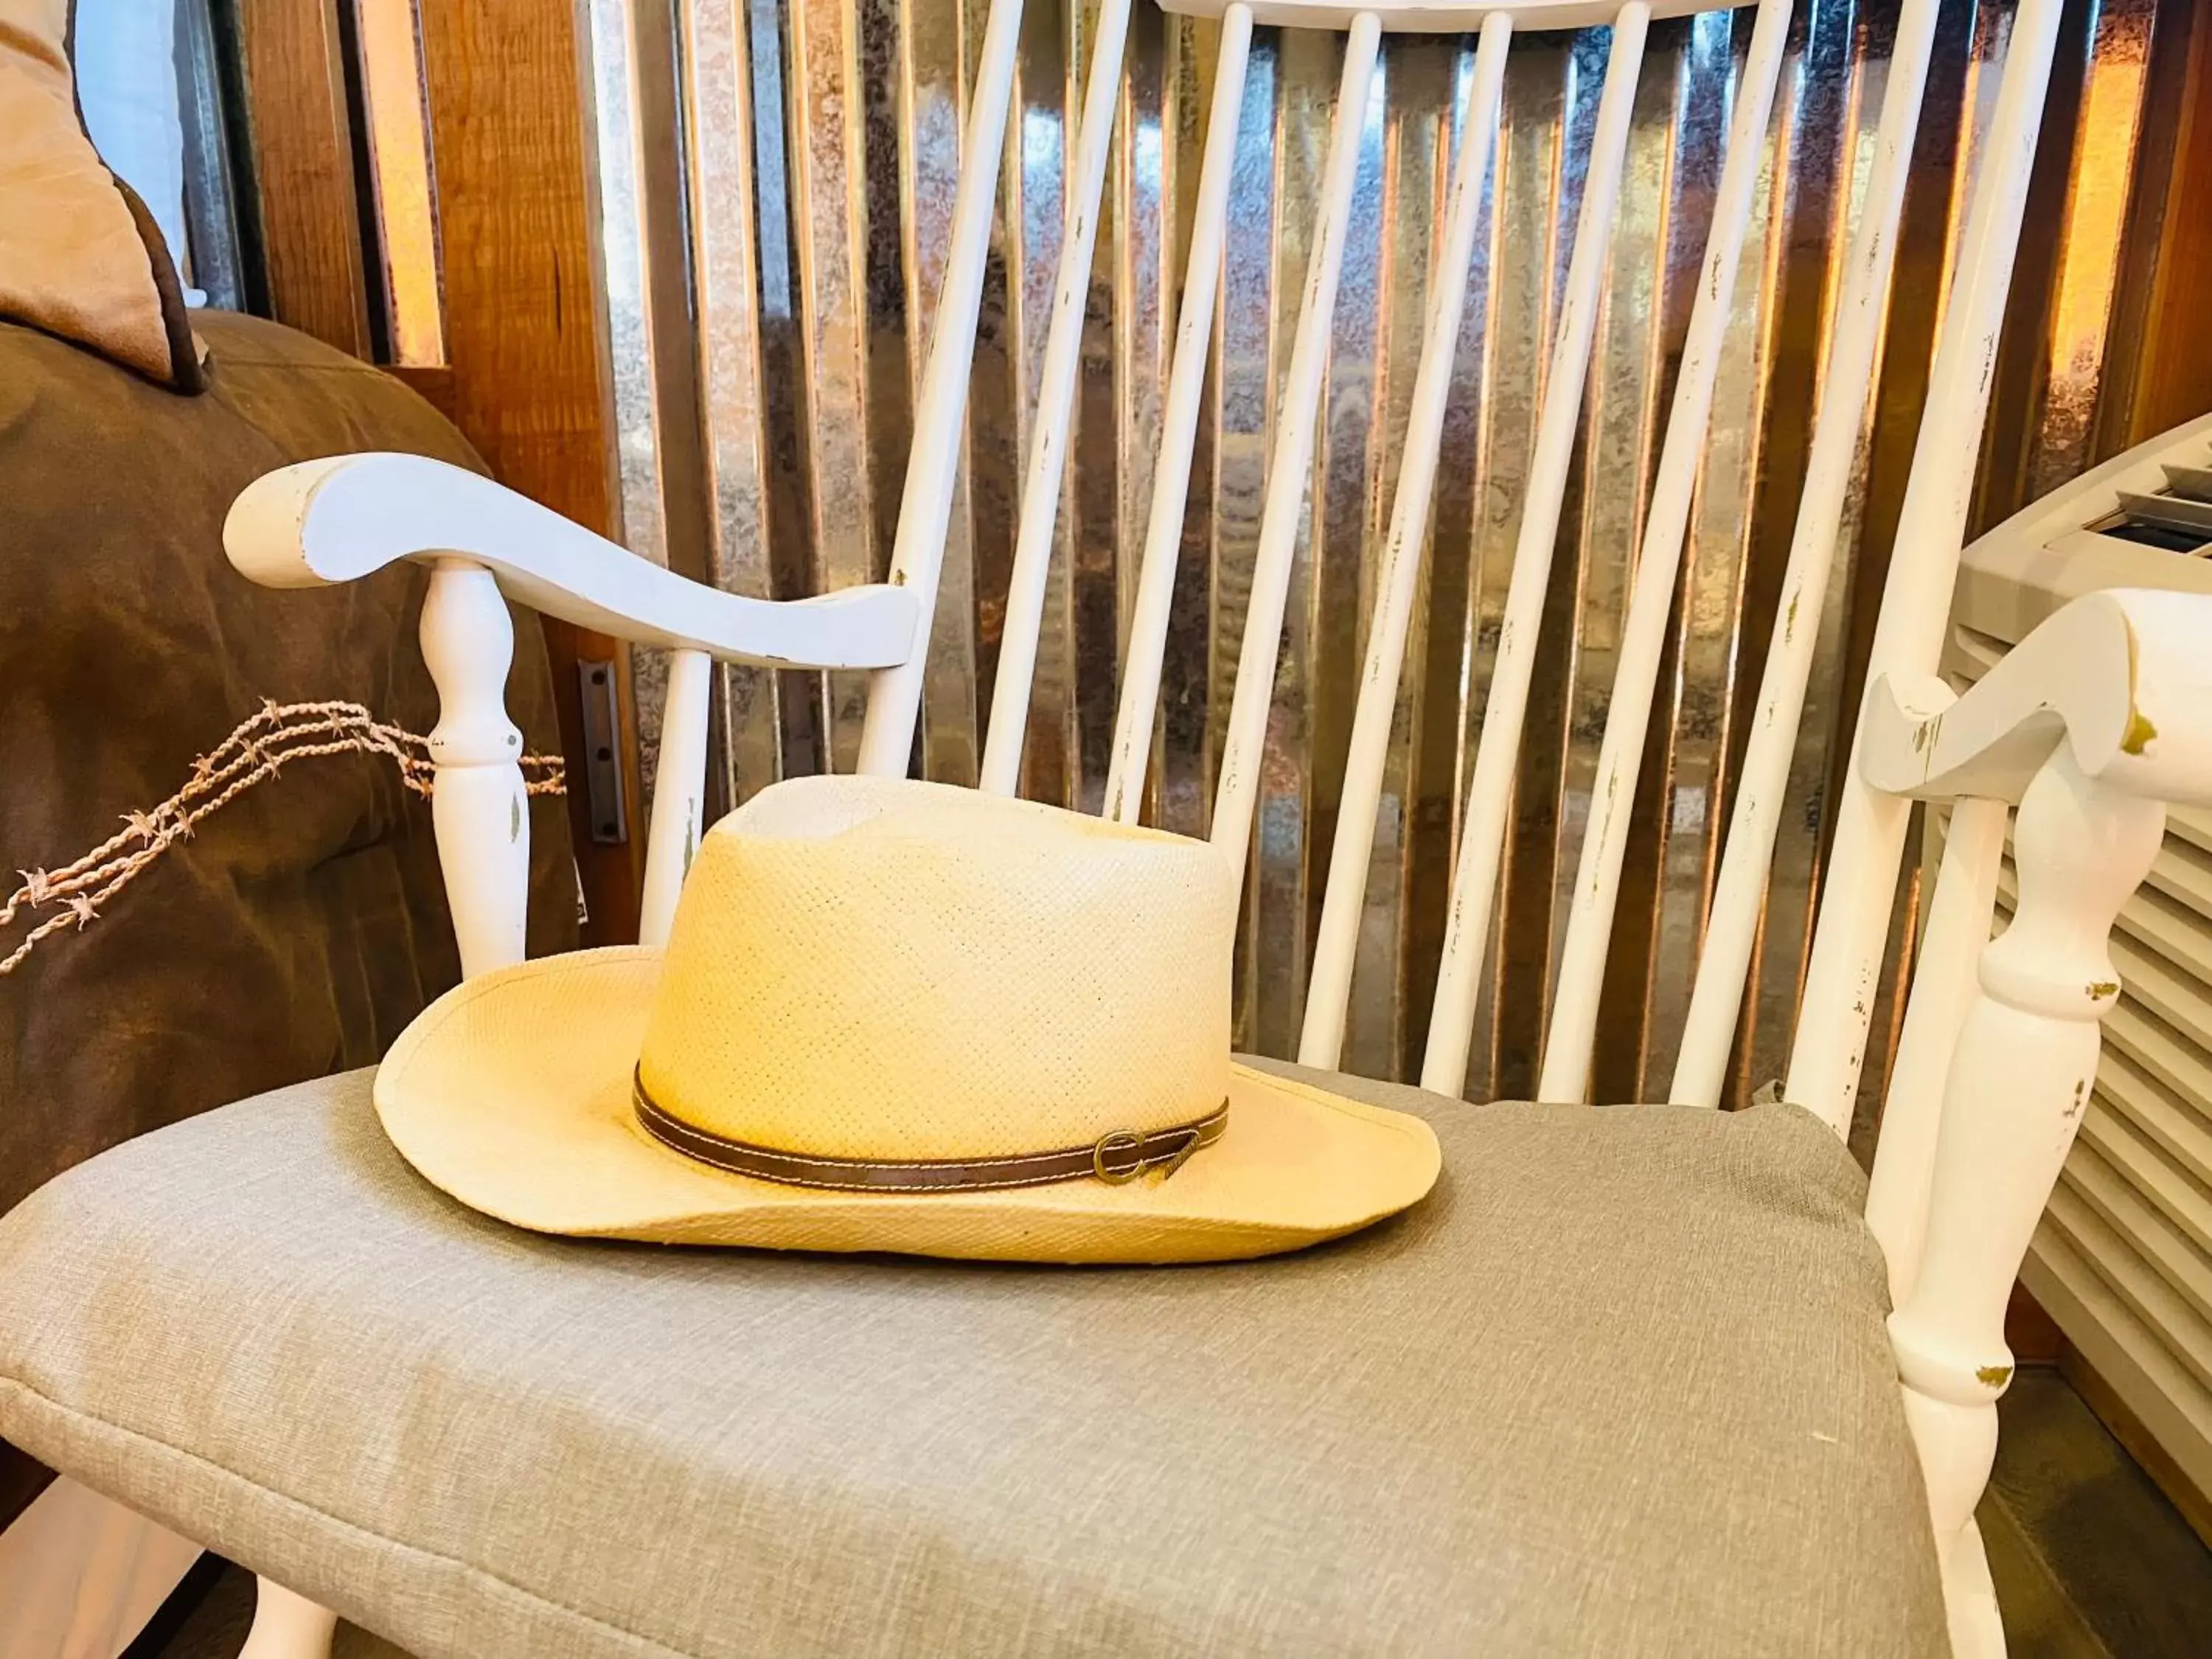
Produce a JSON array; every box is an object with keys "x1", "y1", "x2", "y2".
[
  {"x1": 232, "y1": 0, "x2": 644, "y2": 942},
  {"x1": 2125, "y1": 0, "x2": 2212, "y2": 445},
  {"x1": 414, "y1": 1, "x2": 644, "y2": 943},
  {"x1": 236, "y1": 0, "x2": 373, "y2": 358}
]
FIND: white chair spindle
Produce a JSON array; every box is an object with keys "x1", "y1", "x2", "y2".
[
  {"x1": 980, "y1": 0, "x2": 1136, "y2": 794},
  {"x1": 1209, "y1": 10, "x2": 1383, "y2": 887},
  {"x1": 639, "y1": 647, "x2": 714, "y2": 947},
  {"x1": 1418, "y1": 4, "x2": 1650, "y2": 1100},
  {"x1": 1102, "y1": 1, "x2": 1255, "y2": 825},
  {"x1": 1535, "y1": 0, "x2": 1790, "y2": 1102},
  {"x1": 855, "y1": 0, "x2": 1027, "y2": 776},
  {"x1": 1297, "y1": 11, "x2": 1513, "y2": 1070},
  {"x1": 1665, "y1": 0, "x2": 1948, "y2": 1109},
  {"x1": 1863, "y1": 795, "x2": 2006, "y2": 1304},
  {"x1": 1781, "y1": 0, "x2": 2068, "y2": 1132},
  {"x1": 418, "y1": 559, "x2": 529, "y2": 981}
]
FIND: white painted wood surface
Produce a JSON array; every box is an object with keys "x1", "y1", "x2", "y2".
[
  {"x1": 238, "y1": 1579, "x2": 341, "y2": 1659},
  {"x1": 1865, "y1": 796, "x2": 2006, "y2": 1306},
  {"x1": 419, "y1": 561, "x2": 530, "y2": 981},
  {"x1": 1208, "y1": 10, "x2": 1382, "y2": 891},
  {"x1": 1889, "y1": 746, "x2": 2165, "y2": 1659},
  {"x1": 0, "y1": 1478, "x2": 198, "y2": 1659},
  {"x1": 980, "y1": 0, "x2": 1135, "y2": 795},
  {"x1": 855, "y1": 0, "x2": 1029, "y2": 774},
  {"x1": 224, "y1": 454, "x2": 916, "y2": 669},
  {"x1": 1534, "y1": 0, "x2": 1790, "y2": 1102},
  {"x1": 1102, "y1": 1, "x2": 1255, "y2": 824},
  {"x1": 1865, "y1": 584, "x2": 2212, "y2": 1292},
  {"x1": 1858, "y1": 585, "x2": 2212, "y2": 1655},
  {"x1": 1784, "y1": 0, "x2": 2070, "y2": 1134},
  {"x1": 1663, "y1": 0, "x2": 1948, "y2": 1109},
  {"x1": 1298, "y1": 10, "x2": 1513, "y2": 1070},
  {"x1": 1860, "y1": 590, "x2": 2212, "y2": 808},
  {"x1": 640, "y1": 648, "x2": 714, "y2": 949},
  {"x1": 1949, "y1": 429, "x2": 2212, "y2": 1534},
  {"x1": 1418, "y1": 4, "x2": 1649, "y2": 1099}
]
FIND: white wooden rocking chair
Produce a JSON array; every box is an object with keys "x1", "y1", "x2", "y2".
[{"x1": 3, "y1": 0, "x2": 2208, "y2": 1652}]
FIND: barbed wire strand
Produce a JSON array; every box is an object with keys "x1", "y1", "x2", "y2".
[{"x1": 2, "y1": 700, "x2": 566, "y2": 978}]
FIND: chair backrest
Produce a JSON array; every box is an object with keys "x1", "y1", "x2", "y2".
[{"x1": 675, "y1": 0, "x2": 2064, "y2": 1135}]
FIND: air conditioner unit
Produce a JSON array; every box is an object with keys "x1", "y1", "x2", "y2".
[{"x1": 1943, "y1": 410, "x2": 2212, "y2": 1504}]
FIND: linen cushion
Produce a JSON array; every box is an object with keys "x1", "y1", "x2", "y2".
[{"x1": 0, "y1": 1061, "x2": 1947, "y2": 1658}]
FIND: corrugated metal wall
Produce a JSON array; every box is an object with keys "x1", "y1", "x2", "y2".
[{"x1": 582, "y1": 0, "x2": 2185, "y2": 1106}]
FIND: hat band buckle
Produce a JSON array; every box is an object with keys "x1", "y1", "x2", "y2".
[{"x1": 633, "y1": 1069, "x2": 1228, "y2": 1194}]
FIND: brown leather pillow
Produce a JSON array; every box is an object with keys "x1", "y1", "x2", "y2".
[{"x1": 0, "y1": 0, "x2": 201, "y2": 390}]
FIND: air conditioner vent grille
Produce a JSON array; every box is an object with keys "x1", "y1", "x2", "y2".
[
  {"x1": 2081, "y1": 449, "x2": 2212, "y2": 554},
  {"x1": 2091, "y1": 518, "x2": 2212, "y2": 554}
]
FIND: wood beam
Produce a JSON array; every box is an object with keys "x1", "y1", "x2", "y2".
[{"x1": 415, "y1": 0, "x2": 644, "y2": 944}]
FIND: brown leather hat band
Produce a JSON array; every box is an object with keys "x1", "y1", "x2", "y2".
[{"x1": 632, "y1": 1069, "x2": 1228, "y2": 1193}]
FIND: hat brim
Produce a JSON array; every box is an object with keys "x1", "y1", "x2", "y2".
[{"x1": 375, "y1": 947, "x2": 1441, "y2": 1265}]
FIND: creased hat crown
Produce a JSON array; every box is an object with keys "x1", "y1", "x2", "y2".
[{"x1": 636, "y1": 775, "x2": 1236, "y2": 1162}]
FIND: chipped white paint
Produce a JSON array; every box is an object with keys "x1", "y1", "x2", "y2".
[
  {"x1": 641, "y1": 647, "x2": 714, "y2": 948},
  {"x1": 1784, "y1": 0, "x2": 2070, "y2": 1133},
  {"x1": 225, "y1": 454, "x2": 917, "y2": 669},
  {"x1": 981, "y1": 0, "x2": 1136, "y2": 794},
  {"x1": 1854, "y1": 586, "x2": 2212, "y2": 1656},
  {"x1": 1103, "y1": 1, "x2": 1255, "y2": 824},
  {"x1": 1419, "y1": 4, "x2": 1651, "y2": 1099},
  {"x1": 1861, "y1": 591, "x2": 2212, "y2": 809},
  {"x1": 1864, "y1": 796, "x2": 2006, "y2": 1307},
  {"x1": 227, "y1": 442, "x2": 942, "y2": 1659},
  {"x1": 1864, "y1": 586, "x2": 2212, "y2": 1303},
  {"x1": 855, "y1": 0, "x2": 1028, "y2": 774},
  {"x1": 1209, "y1": 10, "x2": 1383, "y2": 887},
  {"x1": 1665, "y1": 0, "x2": 1951, "y2": 1110},
  {"x1": 1888, "y1": 745, "x2": 2164, "y2": 1659},
  {"x1": 1299, "y1": 9, "x2": 1513, "y2": 1069},
  {"x1": 1949, "y1": 424, "x2": 2212, "y2": 1531},
  {"x1": 1537, "y1": 0, "x2": 1790, "y2": 1102}
]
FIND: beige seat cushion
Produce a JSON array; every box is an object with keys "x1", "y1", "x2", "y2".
[{"x1": 0, "y1": 1060, "x2": 1945, "y2": 1658}]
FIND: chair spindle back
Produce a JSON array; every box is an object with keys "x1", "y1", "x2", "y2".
[{"x1": 642, "y1": 0, "x2": 2067, "y2": 1140}]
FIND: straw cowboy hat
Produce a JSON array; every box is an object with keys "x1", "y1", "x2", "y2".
[{"x1": 376, "y1": 773, "x2": 1441, "y2": 1264}]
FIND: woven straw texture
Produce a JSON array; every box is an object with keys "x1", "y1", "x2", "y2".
[
  {"x1": 644, "y1": 775, "x2": 1234, "y2": 1157},
  {"x1": 375, "y1": 776, "x2": 1440, "y2": 1262}
]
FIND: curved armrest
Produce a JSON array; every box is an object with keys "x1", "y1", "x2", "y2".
[
  {"x1": 1861, "y1": 587, "x2": 2212, "y2": 807},
  {"x1": 224, "y1": 453, "x2": 918, "y2": 670}
]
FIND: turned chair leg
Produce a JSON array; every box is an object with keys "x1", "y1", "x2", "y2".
[
  {"x1": 223, "y1": 574, "x2": 515, "y2": 1659},
  {"x1": 240, "y1": 1577, "x2": 338, "y2": 1658},
  {"x1": 418, "y1": 557, "x2": 530, "y2": 980},
  {"x1": 1888, "y1": 746, "x2": 2166, "y2": 1659}
]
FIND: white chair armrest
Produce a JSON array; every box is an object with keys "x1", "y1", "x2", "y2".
[
  {"x1": 1861, "y1": 586, "x2": 2212, "y2": 807},
  {"x1": 224, "y1": 453, "x2": 917, "y2": 669}
]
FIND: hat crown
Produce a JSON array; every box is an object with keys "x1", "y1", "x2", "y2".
[{"x1": 637, "y1": 776, "x2": 1236, "y2": 1162}]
